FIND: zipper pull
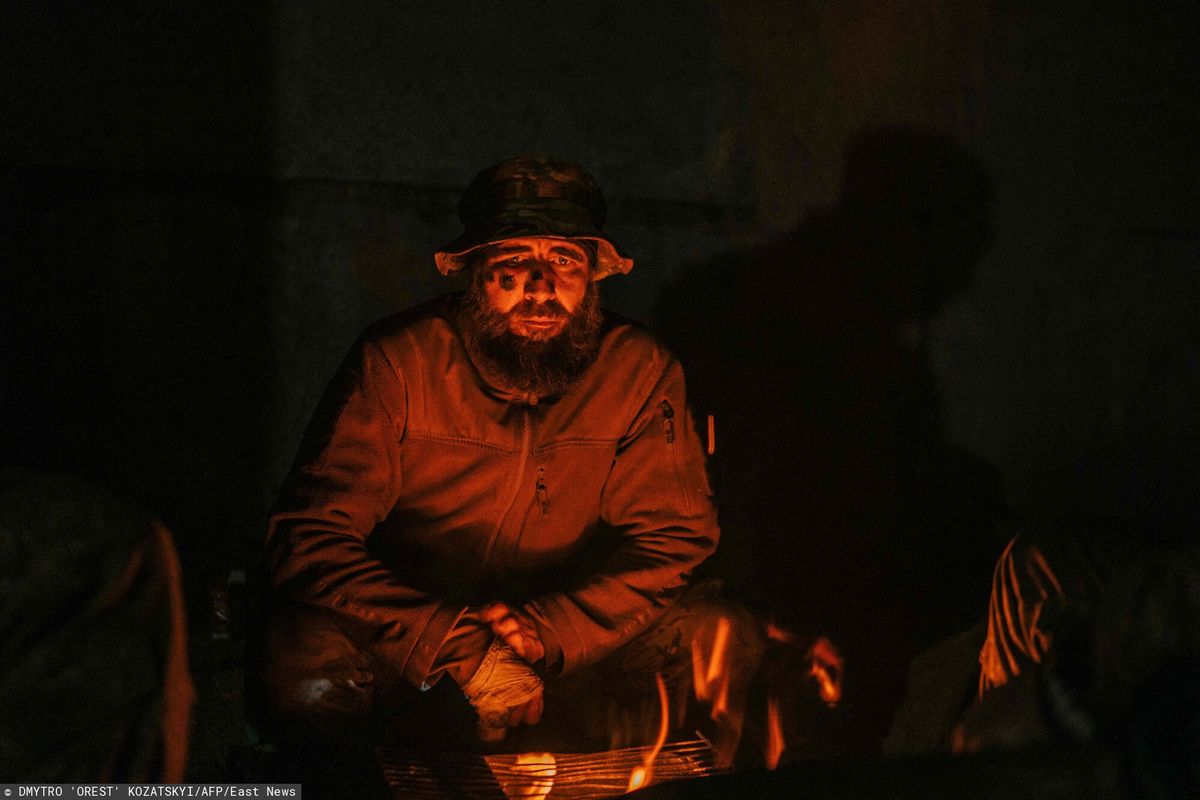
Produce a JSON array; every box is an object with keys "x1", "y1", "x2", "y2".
[
  {"x1": 536, "y1": 466, "x2": 550, "y2": 515},
  {"x1": 659, "y1": 399, "x2": 676, "y2": 444}
]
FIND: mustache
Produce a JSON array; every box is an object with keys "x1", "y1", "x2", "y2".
[
  {"x1": 458, "y1": 277, "x2": 603, "y2": 397},
  {"x1": 509, "y1": 298, "x2": 569, "y2": 319}
]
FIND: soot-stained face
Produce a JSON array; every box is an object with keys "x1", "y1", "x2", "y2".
[
  {"x1": 478, "y1": 237, "x2": 591, "y2": 340},
  {"x1": 458, "y1": 237, "x2": 603, "y2": 397}
]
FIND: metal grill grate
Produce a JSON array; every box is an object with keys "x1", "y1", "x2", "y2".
[{"x1": 377, "y1": 739, "x2": 721, "y2": 799}]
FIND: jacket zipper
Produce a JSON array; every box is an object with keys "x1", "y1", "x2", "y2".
[
  {"x1": 660, "y1": 398, "x2": 692, "y2": 515},
  {"x1": 536, "y1": 467, "x2": 549, "y2": 516},
  {"x1": 482, "y1": 396, "x2": 534, "y2": 568},
  {"x1": 660, "y1": 399, "x2": 676, "y2": 443}
]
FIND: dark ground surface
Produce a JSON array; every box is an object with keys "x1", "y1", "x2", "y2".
[{"x1": 186, "y1": 635, "x2": 248, "y2": 783}]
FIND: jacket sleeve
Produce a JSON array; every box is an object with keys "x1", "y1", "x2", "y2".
[
  {"x1": 264, "y1": 335, "x2": 465, "y2": 688},
  {"x1": 527, "y1": 350, "x2": 719, "y2": 673}
]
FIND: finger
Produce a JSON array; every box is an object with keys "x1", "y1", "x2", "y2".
[
  {"x1": 478, "y1": 602, "x2": 512, "y2": 623},
  {"x1": 509, "y1": 694, "x2": 543, "y2": 728},
  {"x1": 511, "y1": 609, "x2": 538, "y2": 632},
  {"x1": 516, "y1": 621, "x2": 544, "y2": 660},
  {"x1": 504, "y1": 631, "x2": 540, "y2": 663},
  {"x1": 515, "y1": 616, "x2": 537, "y2": 637},
  {"x1": 496, "y1": 618, "x2": 536, "y2": 651},
  {"x1": 481, "y1": 606, "x2": 543, "y2": 662},
  {"x1": 502, "y1": 630, "x2": 544, "y2": 664},
  {"x1": 499, "y1": 630, "x2": 529, "y2": 660},
  {"x1": 482, "y1": 604, "x2": 537, "y2": 635},
  {"x1": 488, "y1": 617, "x2": 528, "y2": 650},
  {"x1": 515, "y1": 621, "x2": 544, "y2": 663},
  {"x1": 478, "y1": 718, "x2": 507, "y2": 744},
  {"x1": 490, "y1": 615, "x2": 524, "y2": 639}
]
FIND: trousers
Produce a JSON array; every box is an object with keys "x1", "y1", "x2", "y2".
[{"x1": 258, "y1": 583, "x2": 762, "y2": 756}]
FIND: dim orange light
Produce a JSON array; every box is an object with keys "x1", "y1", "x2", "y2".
[
  {"x1": 691, "y1": 615, "x2": 730, "y2": 706},
  {"x1": 510, "y1": 753, "x2": 556, "y2": 799},
  {"x1": 626, "y1": 673, "x2": 670, "y2": 793},
  {"x1": 805, "y1": 636, "x2": 843, "y2": 707},
  {"x1": 764, "y1": 620, "x2": 796, "y2": 644},
  {"x1": 765, "y1": 696, "x2": 785, "y2": 769}
]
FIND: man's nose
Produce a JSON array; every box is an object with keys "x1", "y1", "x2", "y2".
[{"x1": 524, "y1": 268, "x2": 555, "y2": 303}]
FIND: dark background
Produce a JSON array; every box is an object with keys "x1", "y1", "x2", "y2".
[{"x1": 2, "y1": 0, "x2": 1197, "y2": 759}]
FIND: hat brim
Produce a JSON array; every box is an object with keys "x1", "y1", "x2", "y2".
[{"x1": 434, "y1": 207, "x2": 633, "y2": 281}]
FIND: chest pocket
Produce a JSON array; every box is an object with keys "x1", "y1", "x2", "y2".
[{"x1": 660, "y1": 398, "x2": 714, "y2": 517}]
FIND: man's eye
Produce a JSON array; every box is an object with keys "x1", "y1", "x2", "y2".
[
  {"x1": 556, "y1": 256, "x2": 570, "y2": 265},
  {"x1": 508, "y1": 256, "x2": 522, "y2": 264},
  {"x1": 499, "y1": 274, "x2": 516, "y2": 290}
]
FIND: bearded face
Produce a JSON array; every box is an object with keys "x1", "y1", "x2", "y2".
[{"x1": 456, "y1": 238, "x2": 604, "y2": 398}]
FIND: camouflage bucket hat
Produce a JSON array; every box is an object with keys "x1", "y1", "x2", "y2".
[{"x1": 434, "y1": 154, "x2": 634, "y2": 281}]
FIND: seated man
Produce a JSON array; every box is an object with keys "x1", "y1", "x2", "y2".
[
  {"x1": 884, "y1": 522, "x2": 1125, "y2": 756},
  {"x1": 958, "y1": 531, "x2": 1200, "y2": 798},
  {"x1": 0, "y1": 471, "x2": 193, "y2": 783},
  {"x1": 888, "y1": 519, "x2": 1200, "y2": 798},
  {"x1": 261, "y1": 155, "x2": 752, "y2": 763}
]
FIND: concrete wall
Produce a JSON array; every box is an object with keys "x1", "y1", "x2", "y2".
[
  {"x1": 3, "y1": 1, "x2": 1197, "y2": 610},
  {"x1": 3, "y1": 2, "x2": 275, "y2": 605}
]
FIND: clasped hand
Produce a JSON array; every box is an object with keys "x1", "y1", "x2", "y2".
[
  {"x1": 478, "y1": 601, "x2": 545, "y2": 664},
  {"x1": 461, "y1": 638, "x2": 544, "y2": 744},
  {"x1": 459, "y1": 602, "x2": 547, "y2": 744}
]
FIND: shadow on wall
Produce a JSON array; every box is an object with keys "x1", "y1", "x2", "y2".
[
  {"x1": 0, "y1": 2, "x2": 274, "y2": 624},
  {"x1": 655, "y1": 125, "x2": 1008, "y2": 746}
]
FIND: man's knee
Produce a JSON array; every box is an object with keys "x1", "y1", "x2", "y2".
[
  {"x1": 260, "y1": 603, "x2": 376, "y2": 727},
  {"x1": 609, "y1": 593, "x2": 764, "y2": 693},
  {"x1": 669, "y1": 595, "x2": 762, "y2": 663}
]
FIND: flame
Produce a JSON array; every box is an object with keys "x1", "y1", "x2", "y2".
[
  {"x1": 506, "y1": 753, "x2": 556, "y2": 800},
  {"x1": 765, "y1": 696, "x2": 785, "y2": 769},
  {"x1": 805, "y1": 636, "x2": 843, "y2": 706},
  {"x1": 691, "y1": 615, "x2": 731, "y2": 716},
  {"x1": 626, "y1": 673, "x2": 670, "y2": 794},
  {"x1": 627, "y1": 766, "x2": 649, "y2": 793},
  {"x1": 706, "y1": 414, "x2": 716, "y2": 456},
  {"x1": 764, "y1": 620, "x2": 796, "y2": 644},
  {"x1": 712, "y1": 669, "x2": 730, "y2": 719},
  {"x1": 691, "y1": 615, "x2": 749, "y2": 769}
]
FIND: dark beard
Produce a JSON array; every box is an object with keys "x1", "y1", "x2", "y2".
[{"x1": 456, "y1": 280, "x2": 603, "y2": 398}]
